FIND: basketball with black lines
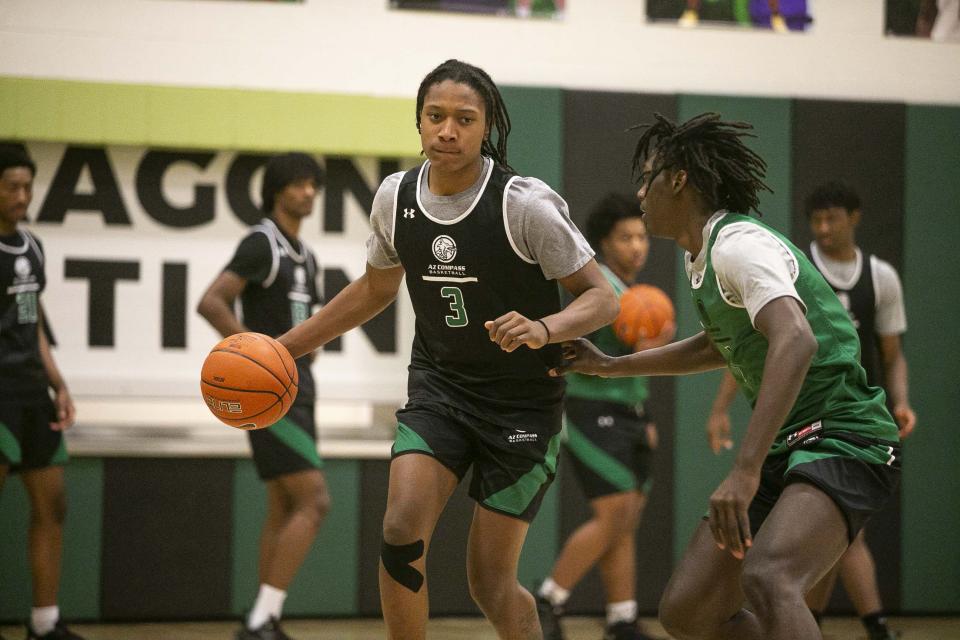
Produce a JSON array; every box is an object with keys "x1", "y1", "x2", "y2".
[
  {"x1": 612, "y1": 284, "x2": 676, "y2": 347},
  {"x1": 200, "y1": 332, "x2": 298, "y2": 430}
]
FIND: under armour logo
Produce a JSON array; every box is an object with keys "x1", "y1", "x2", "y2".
[{"x1": 403, "y1": 208, "x2": 416, "y2": 219}]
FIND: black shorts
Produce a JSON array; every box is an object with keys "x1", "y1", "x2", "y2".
[
  {"x1": 748, "y1": 438, "x2": 900, "y2": 541},
  {"x1": 247, "y1": 402, "x2": 323, "y2": 481},
  {"x1": 563, "y1": 398, "x2": 654, "y2": 500},
  {"x1": 0, "y1": 394, "x2": 68, "y2": 473},
  {"x1": 393, "y1": 401, "x2": 562, "y2": 522}
]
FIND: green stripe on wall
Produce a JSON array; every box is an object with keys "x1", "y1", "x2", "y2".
[
  {"x1": 673, "y1": 95, "x2": 792, "y2": 560},
  {"x1": 0, "y1": 77, "x2": 420, "y2": 156},
  {"x1": 231, "y1": 459, "x2": 360, "y2": 616},
  {"x1": 902, "y1": 105, "x2": 960, "y2": 612},
  {"x1": 0, "y1": 459, "x2": 103, "y2": 621}
]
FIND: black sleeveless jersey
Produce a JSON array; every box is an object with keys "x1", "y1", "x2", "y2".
[
  {"x1": 0, "y1": 229, "x2": 48, "y2": 397},
  {"x1": 808, "y1": 243, "x2": 880, "y2": 385},
  {"x1": 392, "y1": 162, "x2": 564, "y2": 427},
  {"x1": 226, "y1": 218, "x2": 321, "y2": 403}
]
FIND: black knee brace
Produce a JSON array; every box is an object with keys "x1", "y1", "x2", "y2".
[{"x1": 381, "y1": 539, "x2": 425, "y2": 593}]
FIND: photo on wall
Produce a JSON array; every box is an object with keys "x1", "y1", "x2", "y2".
[
  {"x1": 885, "y1": 0, "x2": 959, "y2": 41},
  {"x1": 390, "y1": 0, "x2": 564, "y2": 20},
  {"x1": 646, "y1": 0, "x2": 812, "y2": 32}
]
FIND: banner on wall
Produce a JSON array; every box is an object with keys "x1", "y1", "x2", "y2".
[
  {"x1": 886, "y1": 0, "x2": 959, "y2": 41},
  {"x1": 646, "y1": 0, "x2": 812, "y2": 32},
  {"x1": 391, "y1": 0, "x2": 564, "y2": 20},
  {"x1": 23, "y1": 143, "x2": 418, "y2": 403}
]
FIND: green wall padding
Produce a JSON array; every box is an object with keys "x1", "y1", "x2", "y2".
[
  {"x1": 500, "y1": 86, "x2": 565, "y2": 192},
  {"x1": 231, "y1": 458, "x2": 361, "y2": 616},
  {"x1": 0, "y1": 458, "x2": 103, "y2": 622},
  {"x1": 902, "y1": 105, "x2": 960, "y2": 612},
  {"x1": 672, "y1": 95, "x2": 793, "y2": 560}
]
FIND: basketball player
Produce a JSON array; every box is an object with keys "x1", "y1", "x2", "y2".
[
  {"x1": 536, "y1": 193, "x2": 674, "y2": 640},
  {"x1": 197, "y1": 152, "x2": 329, "y2": 640},
  {"x1": 276, "y1": 59, "x2": 618, "y2": 639},
  {"x1": 0, "y1": 145, "x2": 83, "y2": 640},
  {"x1": 705, "y1": 181, "x2": 915, "y2": 640},
  {"x1": 552, "y1": 113, "x2": 901, "y2": 640}
]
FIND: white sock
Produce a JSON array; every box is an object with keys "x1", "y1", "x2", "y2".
[
  {"x1": 606, "y1": 600, "x2": 638, "y2": 625},
  {"x1": 31, "y1": 606, "x2": 59, "y2": 635},
  {"x1": 538, "y1": 577, "x2": 570, "y2": 608},
  {"x1": 247, "y1": 584, "x2": 287, "y2": 630}
]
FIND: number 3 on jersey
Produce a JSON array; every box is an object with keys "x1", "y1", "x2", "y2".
[{"x1": 441, "y1": 286, "x2": 468, "y2": 327}]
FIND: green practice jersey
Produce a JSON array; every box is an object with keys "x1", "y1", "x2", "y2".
[
  {"x1": 566, "y1": 264, "x2": 649, "y2": 406},
  {"x1": 690, "y1": 213, "x2": 898, "y2": 456}
]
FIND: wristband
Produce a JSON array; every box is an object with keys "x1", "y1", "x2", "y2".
[{"x1": 537, "y1": 319, "x2": 551, "y2": 343}]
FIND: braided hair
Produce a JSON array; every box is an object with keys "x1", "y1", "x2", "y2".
[
  {"x1": 416, "y1": 59, "x2": 514, "y2": 174},
  {"x1": 631, "y1": 112, "x2": 771, "y2": 216}
]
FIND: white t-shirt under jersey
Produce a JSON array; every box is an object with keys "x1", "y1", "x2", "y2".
[
  {"x1": 366, "y1": 157, "x2": 594, "y2": 280},
  {"x1": 686, "y1": 211, "x2": 805, "y2": 327},
  {"x1": 809, "y1": 242, "x2": 908, "y2": 337}
]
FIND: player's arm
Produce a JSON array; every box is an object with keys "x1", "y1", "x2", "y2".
[
  {"x1": 278, "y1": 263, "x2": 404, "y2": 359},
  {"x1": 196, "y1": 270, "x2": 249, "y2": 338},
  {"x1": 707, "y1": 370, "x2": 739, "y2": 454},
  {"x1": 709, "y1": 296, "x2": 817, "y2": 559},
  {"x1": 37, "y1": 304, "x2": 75, "y2": 431},
  {"x1": 486, "y1": 260, "x2": 619, "y2": 352},
  {"x1": 550, "y1": 330, "x2": 726, "y2": 378},
  {"x1": 879, "y1": 333, "x2": 915, "y2": 438}
]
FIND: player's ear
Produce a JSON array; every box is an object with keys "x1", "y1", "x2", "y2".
[
  {"x1": 671, "y1": 169, "x2": 688, "y2": 194},
  {"x1": 850, "y1": 208, "x2": 862, "y2": 229}
]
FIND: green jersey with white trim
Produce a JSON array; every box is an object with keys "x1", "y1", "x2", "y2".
[
  {"x1": 690, "y1": 213, "x2": 897, "y2": 455},
  {"x1": 566, "y1": 264, "x2": 649, "y2": 406}
]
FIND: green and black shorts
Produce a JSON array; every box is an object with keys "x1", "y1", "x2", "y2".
[
  {"x1": 0, "y1": 392, "x2": 68, "y2": 473},
  {"x1": 393, "y1": 399, "x2": 562, "y2": 522},
  {"x1": 563, "y1": 397, "x2": 654, "y2": 500},
  {"x1": 248, "y1": 401, "x2": 324, "y2": 481}
]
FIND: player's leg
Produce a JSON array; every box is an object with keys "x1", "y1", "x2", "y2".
[
  {"x1": 466, "y1": 506, "x2": 540, "y2": 639},
  {"x1": 22, "y1": 466, "x2": 66, "y2": 608},
  {"x1": 805, "y1": 562, "x2": 840, "y2": 626},
  {"x1": 550, "y1": 491, "x2": 643, "y2": 593},
  {"x1": 261, "y1": 468, "x2": 329, "y2": 587},
  {"x1": 658, "y1": 520, "x2": 757, "y2": 640},
  {"x1": 598, "y1": 492, "x2": 653, "y2": 639},
  {"x1": 243, "y1": 405, "x2": 326, "y2": 637},
  {"x1": 379, "y1": 452, "x2": 459, "y2": 640},
  {"x1": 738, "y1": 482, "x2": 850, "y2": 640},
  {"x1": 838, "y1": 530, "x2": 897, "y2": 640}
]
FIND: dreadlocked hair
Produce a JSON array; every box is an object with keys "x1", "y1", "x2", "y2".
[
  {"x1": 416, "y1": 59, "x2": 514, "y2": 174},
  {"x1": 631, "y1": 112, "x2": 771, "y2": 216}
]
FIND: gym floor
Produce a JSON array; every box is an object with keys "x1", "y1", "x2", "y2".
[{"x1": 3, "y1": 616, "x2": 960, "y2": 639}]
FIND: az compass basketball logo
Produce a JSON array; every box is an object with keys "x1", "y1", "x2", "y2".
[{"x1": 432, "y1": 235, "x2": 457, "y2": 263}]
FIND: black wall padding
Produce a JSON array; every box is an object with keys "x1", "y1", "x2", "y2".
[{"x1": 101, "y1": 458, "x2": 234, "y2": 619}]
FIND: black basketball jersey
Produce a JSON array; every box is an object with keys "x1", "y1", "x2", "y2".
[
  {"x1": 226, "y1": 218, "x2": 322, "y2": 402},
  {"x1": 0, "y1": 229, "x2": 48, "y2": 397},
  {"x1": 808, "y1": 243, "x2": 880, "y2": 385},
  {"x1": 392, "y1": 162, "x2": 565, "y2": 427}
]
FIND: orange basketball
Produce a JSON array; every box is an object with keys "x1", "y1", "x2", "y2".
[
  {"x1": 612, "y1": 284, "x2": 675, "y2": 347},
  {"x1": 200, "y1": 332, "x2": 299, "y2": 430}
]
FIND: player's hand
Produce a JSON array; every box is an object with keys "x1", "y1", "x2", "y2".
[
  {"x1": 893, "y1": 403, "x2": 916, "y2": 439},
  {"x1": 548, "y1": 339, "x2": 611, "y2": 377},
  {"x1": 708, "y1": 467, "x2": 759, "y2": 560},
  {"x1": 50, "y1": 386, "x2": 76, "y2": 431},
  {"x1": 634, "y1": 319, "x2": 676, "y2": 352},
  {"x1": 484, "y1": 311, "x2": 548, "y2": 352},
  {"x1": 645, "y1": 422, "x2": 659, "y2": 450},
  {"x1": 706, "y1": 409, "x2": 734, "y2": 454}
]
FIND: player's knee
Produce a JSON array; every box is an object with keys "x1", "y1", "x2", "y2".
[
  {"x1": 467, "y1": 567, "x2": 511, "y2": 613},
  {"x1": 741, "y1": 555, "x2": 798, "y2": 611},
  {"x1": 32, "y1": 492, "x2": 67, "y2": 526},
  {"x1": 658, "y1": 586, "x2": 701, "y2": 639}
]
